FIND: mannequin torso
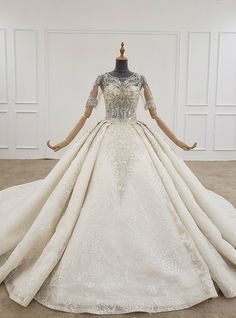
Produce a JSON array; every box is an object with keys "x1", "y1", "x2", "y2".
[{"x1": 108, "y1": 59, "x2": 134, "y2": 78}]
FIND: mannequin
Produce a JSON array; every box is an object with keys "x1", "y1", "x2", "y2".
[
  {"x1": 47, "y1": 42, "x2": 196, "y2": 152},
  {"x1": 108, "y1": 42, "x2": 133, "y2": 78}
]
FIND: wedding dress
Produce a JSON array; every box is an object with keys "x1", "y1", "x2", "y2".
[{"x1": 0, "y1": 71, "x2": 236, "y2": 315}]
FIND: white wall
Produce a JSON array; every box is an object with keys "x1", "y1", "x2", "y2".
[{"x1": 0, "y1": 0, "x2": 236, "y2": 160}]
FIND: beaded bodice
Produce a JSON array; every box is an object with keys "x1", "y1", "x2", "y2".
[
  {"x1": 101, "y1": 73, "x2": 142, "y2": 122},
  {"x1": 85, "y1": 72, "x2": 156, "y2": 122}
]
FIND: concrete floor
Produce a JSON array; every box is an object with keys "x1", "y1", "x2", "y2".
[{"x1": 0, "y1": 159, "x2": 236, "y2": 318}]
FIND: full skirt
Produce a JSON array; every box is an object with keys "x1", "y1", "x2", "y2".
[{"x1": 0, "y1": 119, "x2": 236, "y2": 314}]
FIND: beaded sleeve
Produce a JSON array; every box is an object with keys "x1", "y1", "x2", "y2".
[
  {"x1": 85, "y1": 75, "x2": 103, "y2": 109},
  {"x1": 141, "y1": 75, "x2": 157, "y2": 111}
]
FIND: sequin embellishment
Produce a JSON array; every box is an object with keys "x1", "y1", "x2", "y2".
[{"x1": 104, "y1": 123, "x2": 141, "y2": 203}]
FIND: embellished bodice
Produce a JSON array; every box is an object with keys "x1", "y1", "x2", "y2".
[
  {"x1": 100, "y1": 73, "x2": 142, "y2": 122},
  {"x1": 85, "y1": 72, "x2": 157, "y2": 123}
]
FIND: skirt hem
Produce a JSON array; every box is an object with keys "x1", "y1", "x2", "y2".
[{"x1": 32, "y1": 290, "x2": 219, "y2": 315}]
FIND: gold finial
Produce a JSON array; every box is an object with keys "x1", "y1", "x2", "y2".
[{"x1": 116, "y1": 42, "x2": 128, "y2": 60}]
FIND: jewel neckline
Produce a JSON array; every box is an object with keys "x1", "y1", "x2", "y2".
[{"x1": 106, "y1": 72, "x2": 136, "y2": 80}]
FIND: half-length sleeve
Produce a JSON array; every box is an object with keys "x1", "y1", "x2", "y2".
[
  {"x1": 140, "y1": 75, "x2": 157, "y2": 111},
  {"x1": 85, "y1": 74, "x2": 103, "y2": 109}
]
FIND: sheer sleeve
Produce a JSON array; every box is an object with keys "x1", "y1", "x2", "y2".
[
  {"x1": 140, "y1": 75, "x2": 157, "y2": 111},
  {"x1": 85, "y1": 74, "x2": 103, "y2": 109}
]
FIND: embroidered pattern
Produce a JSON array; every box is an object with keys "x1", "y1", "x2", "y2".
[
  {"x1": 104, "y1": 123, "x2": 141, "y2": 203},
  {"x1": 144, "y1": 98, "x2": 156, "y2": 110},
  {"x1": 102, "y1": 72, "x2": 141, "y2": 122}
]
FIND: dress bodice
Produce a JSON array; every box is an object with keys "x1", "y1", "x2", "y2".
[
  {"x1": 100, "y1": 72, "x2": 142, "y2": 122},
  {"x1": 85, "y1": 72, "x2": 157, "y2": 123}
]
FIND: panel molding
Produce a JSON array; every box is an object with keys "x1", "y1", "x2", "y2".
[
  {"x1": 215, "y1": 31, "x2": 236, "y2": 107},
  {"x1": 186, "y1": 31, "x2": 211, "y2": 106},
  {"x1": 13, "y1": 29, "x2": 38, "y2": 104},
  {"x1": 0, "y1": 28, "x2": 8, "y2": 104},
  {"x1": 0, "y1": 110, "x2": 9, "y2": 149},
  {"x1": 184, "y1": 112, "x2": 208, "y2": 151},
  {"x1": 15, "y1": 110, "x2": 39, "y2": 149},
  {"x1": 213, "y1": 113, "x2": 236, "y2": 151}
]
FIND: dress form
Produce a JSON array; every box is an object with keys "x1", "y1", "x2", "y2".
[{"x1": 108, "y1": 42, "x2": 134, "y2": 78}]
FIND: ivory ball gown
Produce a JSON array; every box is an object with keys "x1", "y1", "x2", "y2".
[{"x1": 0, "y1": 72, "x2": 236, "y2": 315}]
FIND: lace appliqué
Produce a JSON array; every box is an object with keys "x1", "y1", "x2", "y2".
[
  {"x1": 85, "y1": 96, "x2": 98, "y2": 108},
  {"x1": 85, "y1": 75, "x2": 103, "y2": 109},
  {"x1": 141, "y1": 74, "x2": 157, "y2": 111},
  {"x1": 135, "y1": 122, "x2": 216, "y2": 297},
  {"x1": 86, "y1": 72, "x2": 157, "y2": 113},
  {"x1": 144, "y1": 98, "x2": 156, "y2": 110},
  {"x1": 102, "y1": 73, "x2": 141, "y2": 122},
  {"x1": 104, "y1": 123, "x2": 141, "y2": 204}
]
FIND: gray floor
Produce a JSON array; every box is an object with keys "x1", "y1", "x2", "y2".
[{"x1": 0, "y1": 159, "x2": 236, "y2": 318}]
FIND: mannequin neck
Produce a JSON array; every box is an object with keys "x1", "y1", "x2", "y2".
[{"x1": 109, "y1": 60, "x2": 133, "y2": 78}]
